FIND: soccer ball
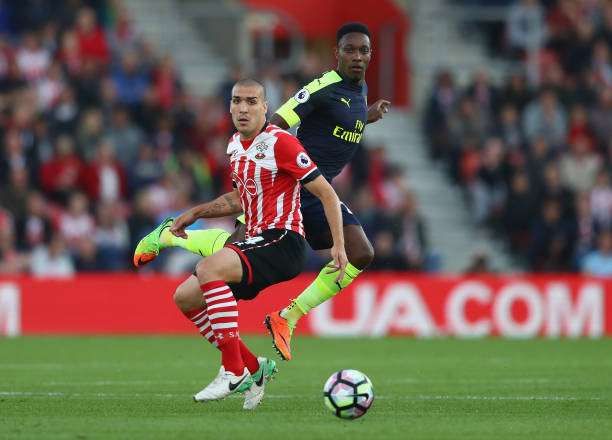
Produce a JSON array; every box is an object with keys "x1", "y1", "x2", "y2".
[{"x1": 323, "y1": 369, "x2": 374, "y2": 419}]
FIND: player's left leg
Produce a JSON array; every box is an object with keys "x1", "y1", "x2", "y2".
[
  {"x1": 133, "y1": 217, "x2": 246, "y2": 267},
  {"x1": 192, "y1": 248, "x2": 254, "y2": 401},
  {"x1": 175, "y1": 274, "x2": 276, "y2": 408}
]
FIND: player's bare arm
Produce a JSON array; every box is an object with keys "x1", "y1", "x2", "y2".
[
  {"x1": 367, "y1": 99, "x2": 391, "y2": 124},
  {"x1": 269, "y1": 113, "x2": 290, "y2": 129},
  {"x1": 170, "y1": 190, "x2": 242, "y2": 239},
  {"x1": 303, "y1": 175, "x2": 348, "y2": 282}
]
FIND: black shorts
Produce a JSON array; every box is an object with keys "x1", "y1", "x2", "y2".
[
  {"x1": 225, "y1": 229, "x2": 307, "y2": 300},
  {"x1": 301, "y1": 194, "x2": 361, "y2": 250}
]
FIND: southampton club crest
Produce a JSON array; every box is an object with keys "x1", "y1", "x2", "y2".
[{"x1": 254, "y1": 142, "x2": 268, "y2": 160}]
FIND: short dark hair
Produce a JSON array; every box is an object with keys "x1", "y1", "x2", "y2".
[
  {"x1": 336, "y1": 22, "x2": 370, "y2": 43},
  {"x1": 232, "y1": 78, "x2": 266, "y2": 99}
]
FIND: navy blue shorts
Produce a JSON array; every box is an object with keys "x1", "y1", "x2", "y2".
[{"x1": 301, "y1": 195, "x2": 361, "y2": 250}]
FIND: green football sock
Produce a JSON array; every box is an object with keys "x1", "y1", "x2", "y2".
[
  {"x1": 160, "y1": 228, "x2": 231, "y2": 257},
  {"x1": 281, "y1": 262, "x2": 362, "y2": 329}
]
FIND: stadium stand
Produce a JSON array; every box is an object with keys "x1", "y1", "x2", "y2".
[
  {"x1": 423, "y1": 0, "x2": 612, "y2": 274},
  {"x1": 0, "y1": 0, "x2": 429, "y2": 275}
]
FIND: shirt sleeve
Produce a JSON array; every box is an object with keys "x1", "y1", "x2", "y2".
[
  {"x1": 274, "y1": 132, "x2": 321, "y2": 183},
  {"x1": 275, "y1": 86, "x2": 324, "y2": 128},
  {"x1": 274, "y1": 71, "x2": 341, "y2": 128}
]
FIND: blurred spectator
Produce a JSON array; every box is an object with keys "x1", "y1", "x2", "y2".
[
  {"x1": 504, "y1": 170, "x2": 538, "y2": 254},
  {"x1": 16, "y1": 32, "x2": 50, "y2": 81},
  {"x1": 496, "y1": 104, "x2": 524, "y2": 151},
  {"x1": 538, "y1": 162, "x2": 574, "y2": 219},
  {"x1": 77, "y1": 108, "x2": 105, "y2": 160},
  {"x1": 590, "y1": 169, "x2": 612, "y2": 229},
  {"x1": 423, "y1": 70, "x2": 458, "y2": 160},
  {"x1": 30, "y1": 233, "x2": 75, "y2": 278},
  {"x1": 75, "y1": 7, "x2": 109, "y2": 66},
  {"x1": 128, "y1": 143, "x2": 164, "y2": 193},
  {"x1": 14, "y1": 191, "x2": 53, "y2": 251},
  {"x1": 152, "y1": 55, "x2": 181, "y2": 111},
  {"x1": 0, "y1": 168, "x2": 31, "y2": 221},
  {"x1": 528, "y1": 199, "x2": 574, "y2": 271},
  {"x1": 573, "y1": 192, "x2": 598, "y2": 265},
  {"x1": 522, "y1": 88, "x2": 567, "y2": 148},
  {"x1": 105, "y1": 104, "x2": 144, "y2": 167},
  {"x1": 396, "y1": 191, "x2": 428, "y2": 270},
  {"x1": 94, "y1": 201, "x2": 129, "y2": 271},
  {"x1": 58, "y1": 191, "x2": 95, "y2": 253},
  {"x1": 0, "y1": 220, "x2": 29, "y2": 275},
  {"x1": 40, "y1": 135, "x2": 85, "y2": 204},
  {"x1": 590, "y1": 86, "x2": 612, "y2": 147},
  {"x1": 581, "y1": 230, "x2": 612, "y2": 276},
  {"x1": 112, "y1": 50, "x2": 149, "y2": 108},
  {"x1": 469, "y1": 138, "x2": 507, "y2": 225},
  {"x1": 559, "y1": 134, "x2": 601, "y2": 193},
  {"x1": 82, "y1": 139, "x2": 127, "y2": 202},
  {"x1": 0, "y1": 128, "x2": 38, "y2": 186},
  {"x1": 463, "y1": 250, "x2": 493, "y2": 273},
  {"x1": 506, "y1": 0, "x2": 546, "y2": 57}
]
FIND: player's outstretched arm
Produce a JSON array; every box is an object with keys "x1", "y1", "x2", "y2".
[
  {"x1": 170, "y1": 190, "x2": 242, "y2": 239},
  {"x1": 366, "y1": 99, "x2": 391, "y2": 124},
  {"x1": 303, "y1": 176, "x2": 348, "y2": 281}
]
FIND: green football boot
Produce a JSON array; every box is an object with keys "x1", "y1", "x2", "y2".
[
  {"x1": 243, "y1": 357, "x2": 278, "y2": 410},
  {"x1": 133, "y1": 217, "x2": 174, "y2": 267}
]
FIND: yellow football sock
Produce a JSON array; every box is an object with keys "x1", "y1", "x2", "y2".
[
  {"x1": 160, "y1": 228, "x2": 230, "y2": 257},
  {"x1": 281, "y1": 262, "x2": 362, "y2": 329}
]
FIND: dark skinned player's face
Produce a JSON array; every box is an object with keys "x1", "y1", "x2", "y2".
[{"x1": 335, "y1": 32, "x2": 371, "y2": 83}]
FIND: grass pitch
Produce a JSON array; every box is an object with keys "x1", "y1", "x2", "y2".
[{"x1": 1, "y1": 336, "x2": 611, "y2": 439}]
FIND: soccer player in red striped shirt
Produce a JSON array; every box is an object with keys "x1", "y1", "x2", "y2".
[{"x1": 157, "y1": 79, "x2": 347, "y2": 406}]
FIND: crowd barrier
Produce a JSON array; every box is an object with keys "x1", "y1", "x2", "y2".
[{"x1": 1, "y1": 274, "x2": 609, "y2": 337}]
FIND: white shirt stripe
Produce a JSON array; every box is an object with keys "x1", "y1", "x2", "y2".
[
  {"x1": 255, "y1": 164, "x2": 263, "y2": 226},
  {"x1": 284, "y1": 182, "x2": 301, "y2": 231}
]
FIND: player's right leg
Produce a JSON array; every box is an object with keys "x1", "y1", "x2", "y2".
[
  {"x1": 266, "y1": 203, "x2": 373, "y2": 361},
  {"x1": 133, "y1": 216, "x2": 246, "y2": 267}
]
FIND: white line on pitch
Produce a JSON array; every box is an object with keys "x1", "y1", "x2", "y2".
[{"x1": 0, "y1": 392, "x2": 604, "y2": 401}]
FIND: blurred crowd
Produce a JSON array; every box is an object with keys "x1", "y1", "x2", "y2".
[
  {"x1": 424, "y1": 0, "x2": 612, "y2": 275},
  {"x1": 0, "y1": 0, "x2": 428, "y2": 277}
]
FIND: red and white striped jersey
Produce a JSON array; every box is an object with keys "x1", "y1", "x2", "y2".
[{"x1": 227, "y1": 124, "x2": 320, "y2": 238}]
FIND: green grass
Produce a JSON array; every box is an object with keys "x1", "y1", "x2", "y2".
[{"x1": 1, "y1": 337, "x2": 611, "y2": 439}]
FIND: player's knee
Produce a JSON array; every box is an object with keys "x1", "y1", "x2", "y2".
[
  {"x1": 174, "y1": 283, "x2": 199, "y2": 312},
  {"x1": 349, "y1": 240, "x2": 374, "y2": 270},
  {"x1": 194, "y1": 258, "x2": 212, "y2": 281},
  {"x1": 195, "y1": 256, "x2": 224, "y2": 282}
]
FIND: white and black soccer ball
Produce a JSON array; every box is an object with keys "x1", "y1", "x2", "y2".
[{"x1": 323, "y1": 369, "x2": 374, "y2": 419}]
